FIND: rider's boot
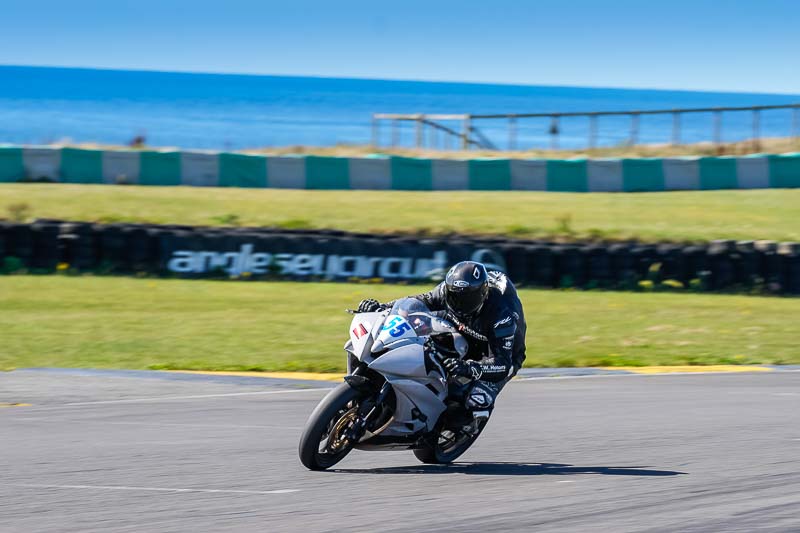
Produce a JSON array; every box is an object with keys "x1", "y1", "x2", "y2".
[{"x1": 461, "y1": 380, "x2": 497, "y2": 435}]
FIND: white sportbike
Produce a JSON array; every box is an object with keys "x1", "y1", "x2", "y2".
[{"x1": 299, "y1": 298, "x2": 491, "y2": 470}]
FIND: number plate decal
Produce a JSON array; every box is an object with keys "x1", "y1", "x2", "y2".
[{"x1": 381, "y1": 316, "x2": 413, "y2": 338}]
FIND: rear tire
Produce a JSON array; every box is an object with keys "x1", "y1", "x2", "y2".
[
  {"x1": 413, "y1": 417, "x2": 488, "y2": 464},
  {"x1": 298, "y1": 383, "x2": 363, "y2": 471}
]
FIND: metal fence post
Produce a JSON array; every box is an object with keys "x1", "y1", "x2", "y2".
[
  {"x1": 549, "y1": 115, "x2": 560, "y2": 151},
  {"x1": 372, "y1": 104, "x2": 798, "y2": 154},
  {"x1": 391, "y1": 119, "x2": 399, "y2": 148},
  {"x1": 672, "y1": 111, "x2": 681, "y2": 145},
  {"x1": 371, "y1": 116, "x2": 379, "y2": 147},
  {"x1": 461, "y1": 115, "x2": 472, "y2": 150},
  {"x1": 629, "y1": 113, "x2": 640, "y2": 146},
  {"x1": 752, "y1": 110, "x2": 761, "y2": 151},
  {"x1": 588, "y1": 114, "x2": 597, "y2": 149}
]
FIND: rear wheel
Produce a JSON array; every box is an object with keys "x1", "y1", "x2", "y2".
[
  {"x1": 413, "y1": 417, "x2": 488, "y2": 464},
  {"x1": 298, "y1": 383, "x2": 363, "y2": 470}
]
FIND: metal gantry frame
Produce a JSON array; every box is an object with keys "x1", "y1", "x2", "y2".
[{"x1": 372, "y1": 103, "x2": 800, "y2": 151}]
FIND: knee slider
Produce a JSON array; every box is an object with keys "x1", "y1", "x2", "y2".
[{"x1": 466, "y1": 383, "x2": 495, "y2": 409}]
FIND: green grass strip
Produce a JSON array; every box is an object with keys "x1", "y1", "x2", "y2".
[
  {"x1": 2, "y1": 183, "x2": 799, "y2": 242},
  {"x1": 2, "y1": 276, "x2": 798, "y2": 373}
]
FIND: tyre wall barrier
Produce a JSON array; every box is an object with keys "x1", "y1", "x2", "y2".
[
  {"x1": 1, "y1": 221, "x2": 799, "y2": 295},
  {"x1": 2, "y1": 146, "x2": 800, "y2": 191}
]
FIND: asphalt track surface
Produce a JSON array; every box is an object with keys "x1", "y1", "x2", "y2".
[{"x1": 2, "y1": 369, "x2": 799, "y2": 532}]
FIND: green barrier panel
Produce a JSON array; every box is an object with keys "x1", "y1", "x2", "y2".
[
  {"x1": 60, "y1": 148, "x2": 103, "y2": 184},
  {"x1": 0, "y1": 146, "x2": 24, "y2": 182},
  {"x1": 305, "y1": 156, "x2": 349, "y2": 189},
  {"x1": 546, "y1": 160, "x2": 588, "y2": 192},
  {"x1": 468, "y1": 159, "x2": 511, "y2": 190},
  {"x1": 621, "y1": 159, "x2": 664, "y2": 192},
  {"x1": 219, "y1": 153, "x2": 267, "y2": 188},
  {"x1": 769, "y1": 153, "x2": 800, "y2": 188},
  {"x1": 698, "y1": 157, "x2": 738, "y2": 190},
  {"x1": 390, "y1": 157, "x2": 433, "y2": 190},
  {"x1": 139, "y1": 151, "x2": 181, "y2": 186}
]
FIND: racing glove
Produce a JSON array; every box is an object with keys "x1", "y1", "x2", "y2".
[
  {"x1": 442, "y1": 357, "x2": 483, "y2": 381},
  {"x1": 356, "y1": 298, "x2": 383, "y2": 313}
]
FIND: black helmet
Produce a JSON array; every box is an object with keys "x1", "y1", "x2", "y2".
[{"x1": 444, "y1": 261, "x2": 489, "y2": 319}]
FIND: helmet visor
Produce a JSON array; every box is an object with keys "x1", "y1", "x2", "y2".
[{"x1": 445, "y1": 287, "x2": 485, "y2": 318}]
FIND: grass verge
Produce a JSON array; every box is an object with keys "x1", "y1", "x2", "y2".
[
  {"x1": 3, "y1": 184, "x2": 800, "y2": 242},
  {"x1": 1, "y1": 276, "x2": 798, "y2": 372},
  {"x1": 57, "y1": 137, "x2": 800, "y2": 159}
]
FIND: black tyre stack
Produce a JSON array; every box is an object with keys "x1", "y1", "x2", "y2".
[
  {"x1": 526, "y1": 245, "x2": 555, "y2": 287},
  {"x1": 58, "y1": 222, "x2": 98, "y2": 271},
  {"x1": 2, "y1": 223, "x2": 34, "y2": 270},
  {"x1": 780, "y1": 243, "x2": 800, "y2": 295},
  {"x1": 29, "y1": 220, "x2": 61, "y2": 270},
  {"x1": 1, "y1": 219, "x2": 799, "y2": 296}
]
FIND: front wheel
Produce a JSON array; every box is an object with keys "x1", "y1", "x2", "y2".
[
  {"x1": 298, "y1": 383, "x2": 363, "y2": 470},
  {"x1": 413, "y1": 417, "x2": 489, "y2": 464}
]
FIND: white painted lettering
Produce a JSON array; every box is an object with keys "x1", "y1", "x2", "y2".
[
  {"x1": 165, "y1": 244, "x2": 481, "y2": 282},
  {"x1": 167, "y1": 251, "x2": 195, "y2": 273},
  {"x1": 250, "y1": 253, "x2": 271, "y2": 274}
]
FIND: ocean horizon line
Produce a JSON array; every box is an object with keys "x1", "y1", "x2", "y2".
[
  {"x1": 3, "y1": 63, "x2": 799, "y2": 99},
  {"x1": 3, "y1": 65, "x2": 798, "y2": 149}
]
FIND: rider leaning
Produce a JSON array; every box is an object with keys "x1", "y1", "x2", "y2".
[{"x1": 356, "y1": 260, "x2": 527, "y2": 417}]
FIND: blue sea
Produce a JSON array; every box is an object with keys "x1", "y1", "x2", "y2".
[{"x1": 1, "y1": 65, "x2": 798, "y2": 150}]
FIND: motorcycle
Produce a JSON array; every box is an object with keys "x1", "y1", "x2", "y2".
[{"x1": 298, "y1": 298, "x2": 492, "y2": 470}]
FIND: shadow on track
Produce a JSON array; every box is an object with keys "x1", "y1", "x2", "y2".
[{"x1": 332, "y1": 462, "x2": 686, "y2": 477}]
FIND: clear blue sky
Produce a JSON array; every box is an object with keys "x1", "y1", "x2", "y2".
[{"x1": 1, "y1": 0, "x2": 798, "y2": 94}]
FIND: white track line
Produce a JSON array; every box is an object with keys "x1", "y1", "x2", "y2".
[
  {"x1": 7, "y1": 483, "x2": 300, "y2": 495},
  {"x1": 63, "y1": 387, "x2": 331, "y2": 405},
  {"x1": 12, "y1": 418, "x2": 304, "y2": 430},
  {"x1": 3, "y1": 387, "x2": 331, "y2": 412},
  {"x1": 513, "y1": 369, "x2": 800, "y2": 382}
]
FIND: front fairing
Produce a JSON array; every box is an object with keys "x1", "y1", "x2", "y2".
[
  {"x1": 343, "y1": 299, "x2": 465, "y2": 436},
  {"x1": 346, "y1": 311, "x2": 386, "y2": 364}
]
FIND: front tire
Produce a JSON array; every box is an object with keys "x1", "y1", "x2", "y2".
[{"x1": 298, "y1": 383, "x2": 362, "y2": 470}]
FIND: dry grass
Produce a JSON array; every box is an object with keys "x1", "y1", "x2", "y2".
[{"x1": 63, "y1": 137, "x2": 800, "y2": 160}]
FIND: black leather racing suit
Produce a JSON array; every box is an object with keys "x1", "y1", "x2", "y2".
[{"x1": 412, "y1": 270, "x2": 527, "y2": 411}]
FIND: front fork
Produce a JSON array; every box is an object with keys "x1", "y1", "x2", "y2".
[{"x1": 344, "y1": 380, "x2": 392, "y2": 443}]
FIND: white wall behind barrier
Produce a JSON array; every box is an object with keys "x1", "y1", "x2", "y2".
[
  {"x1": 736, "y1": 157, "x2": 770, "y2": 189},
  {"x1": 102, "y1": 150, "x2": 140, "y2": 184},
  {"x1": 432, "y1": 159, "x2": 469, "y2": 190},
  {"x1": 4, "y1": 146, "x2": 799, "y2": 192},
  {"x1": 587, "y1": 159, "x2": 623, "y2": 192},
  {"x1": 23, "y1": 147, "x2": 61, "y2": 181},
  {"x1": 510, "y1": 160, "x2": 547, "y2": 191},
  {"x1": 181, "y1": 152, "x2": 219, "y2": 187},
  {"x1": 267, "y1": 156, "x2": 306, "y2": 189},
  {"x1": 348, "y1": 157, "x2": 391, "y2": 190},
  {"x1": 663, "y1": 158, "x2": 700, "y2": 190}
]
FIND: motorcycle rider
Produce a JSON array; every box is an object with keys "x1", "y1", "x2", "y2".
[{"x1": 356, "y1": 260, "x2": 526, "y2": 423}]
